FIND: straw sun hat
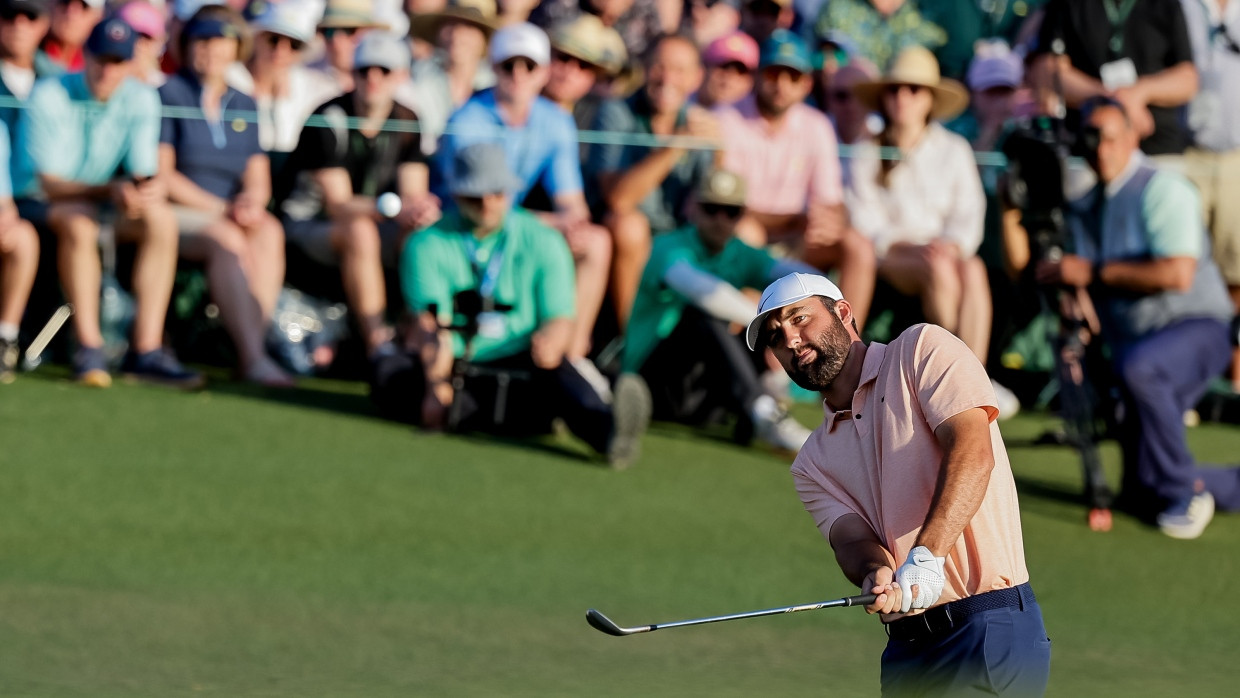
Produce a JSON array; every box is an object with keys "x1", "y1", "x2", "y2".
[
  {"x1": 853, "y1": 46, "x2": 969, "y2": 121},
  {"x1": 409, "y1": 0, "x2": 497, "y2": 44}
]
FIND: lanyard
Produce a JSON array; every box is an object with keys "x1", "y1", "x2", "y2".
[
  {"x1": 460, "y1": 233, "x2": 507, "y2": 302},
  {"x1": 1104, "y1": 0, "x2": 1140, "y2": 56}
]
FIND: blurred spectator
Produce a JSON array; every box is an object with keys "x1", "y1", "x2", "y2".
[
  {"x1": 530, "y1": 0, "x2": 664, "y2": 59},
  {"x1": 308, "y1": 0, "x2": 390, "y2": 96},
  {"x1": 918, "y1": 0, "x2": 1049, "y2": 81},
  {"x1": 406, "y1": 0, "x2": 448, "y2": 61},
  {"x1": 1036, "y1": 97, "x2": 1239, "y2": 538},
  {"x1": 681, "y1": 0, "x2": 740, "y2": 47},
  {"x1": 39, "y1": 0, "x2": 101, "y2": 71},
  {"x1": 277, "y1": 32, "x2": 439, "y2": 359},
  {"x1": 844, "y1": 47, "x2": 1018, "y2": 414},
  {"x1": 384, "y1": 143, "x2": 635, "y2": 464},
  {"x1": 715, "y1": 30, "x2": 876, "y2": 329},
  {"x1": 1031, "y1": 0, "x2": 1198, "y2": 158},
  {"x1": 398, "y1": 0, "x2": 497, "y2": 155},
  {"x1": 821, "y1": 58, "x2": 878, "y2": 148},
  {"x1": 164, "y1": 0, "x2": 224, "y2": 72},
  {"x1": 1180, "y1": 0, "x2": 1240, "y2": 390},
  {"x1": 955, "y1": 39, "x2": 1026, "y2": 152},
  {"x1": 228, "y1": 0, "x2": 336, "y2": 155},
  {"x1": 117, "y1": 0, "x2": 168, "y2": 86},
  {"x1": 0, "y1": 119, "x2": 38, "y2": 384},
  {"x1": 588, "y1": 34, "x2": 715, "y2": 328},
  {"x1": 0, "y1": 0, "x2": 58, "y2": 139},
  {"x1": 616, "y1": 170, "x2": 817, "y2": 451},
  {"x1": 542, "y1": 12, "x2": 628, "y2": 127},
  {"x1": 159, "y1": 11, "x2": 292, "y2": 386},
  {"x1": 15, "y1": 18, "x2": 201, "y2": 388},
  {"x1": 696, "y1": 29, "x2": 756, "y2": 109},
  {"x1": 813, "y1": 0, "x2": 946, "y2": 74},
  {"x1": 739, "y1": 0, "x2": 791, "y2": 43},
  {"x1": 436, "y1": 23, "x2": 612, "y2": 377},
  {"x1": 496, "y1": 0, "x2": 538, "y2": 26}
]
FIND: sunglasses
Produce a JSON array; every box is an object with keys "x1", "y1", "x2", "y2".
[
  {"x1": 323, "y1": 27, "x2": 360, "y2": 40},
  {"x1": 828, "y1": 89, "x2": 853, "y2": 102},
  {"x1": 0, "y1": 9, "x2": 39, "y2": 21},
  {"x1": 714, "y1": 61, "x2": 751, "y2": 75},
  {"x1": 551, "y1": 50, "x2": 592, "y2": 71},
  {"x1": 882, "y1": 84, "x2": 925, "y2": 96},
  {"x1": 498, "y1": 57, "x2": 538, "y2": 75},
  {"x1": 701, "y1": 203, "x2": 744, "y2": 219},
  {"x1": 264, "y1": 33, "x2": 305, "y2": 51}
]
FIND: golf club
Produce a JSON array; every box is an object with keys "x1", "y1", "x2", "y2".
[{"x1": 586, "y1": 593, "x2": 878, "y2": 636}]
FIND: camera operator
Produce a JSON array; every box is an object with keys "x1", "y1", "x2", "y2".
[
  {"x1": 374, "y1": 143, "x2": 635, "y2": 467},
  {"x1": 1036, "y1": 96, "x2": 1240, "y2": 539}
]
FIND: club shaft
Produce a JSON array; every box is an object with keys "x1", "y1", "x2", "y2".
[
  {"x1": 643, "y1": 594, "x2": 877, "y2": 633},
  {"x1": 25, "y1": 304, "x2": 73, "y2": 362}
]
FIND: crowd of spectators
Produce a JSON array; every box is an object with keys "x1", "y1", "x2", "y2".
[{"x1": 1, "y1": 0, "x2": 1238, "y2": 514}]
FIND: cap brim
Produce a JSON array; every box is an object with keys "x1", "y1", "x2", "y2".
[
  {"x1": 745, "y1": 294, "x2": 811, "y2": 351},
  {"x1": 760, "y1": 58, "x2": 811, "y2": 74}
]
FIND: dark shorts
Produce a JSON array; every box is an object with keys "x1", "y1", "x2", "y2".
[{"x1": 881, "y1": 583, "x2": 1051, "y2": 697}]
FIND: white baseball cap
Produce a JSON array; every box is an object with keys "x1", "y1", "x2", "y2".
[
  {"x1": 745, "y1": 273, "x2": 844, "y2": 351},
  {"x1": 252, "y1": 0, "x2": 319, "y2": 44},
  {"x1": 489, "y1": 21, "x2": 549, "y2": 66}
]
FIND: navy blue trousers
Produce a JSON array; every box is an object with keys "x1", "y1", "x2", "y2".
[
  {"x1": 1114, "y1": 318, "x2": 1240, "y2": 513},
  {"x1": 881, "y1": 590, "x2": 1051, "y2": 697}
]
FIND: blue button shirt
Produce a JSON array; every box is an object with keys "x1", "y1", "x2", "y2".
[
  {"x1": 14, "y1": 72, "x2": 161, "y2": 199},
  {"x1": 159, "y1": 72, "x2": 262, "y2": 200},
  {"x1": 434, "y1": 88, "x2": 583, "y2": 203}
]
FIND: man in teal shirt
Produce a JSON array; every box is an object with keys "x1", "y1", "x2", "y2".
[
  {"x1": 15, "y1": 18, "x2": 198, "y2": 388},
  {"x1": 378, "y1": 143, "x2": 632, "y2": 466},
  {"x1": 615, "y1": 170, "x2": 816, "y2": 452}
]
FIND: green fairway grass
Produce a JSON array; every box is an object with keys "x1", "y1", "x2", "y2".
[{"x1": 1, "y1": 372, "x2": 1237, "y2": 696}]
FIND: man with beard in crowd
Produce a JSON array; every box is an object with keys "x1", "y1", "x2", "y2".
[{"x1": 747, "y1": 271, "x2": 1050, "y2": 696}]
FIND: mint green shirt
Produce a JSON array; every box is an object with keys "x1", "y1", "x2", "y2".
[
  {"x1": 401, "y1": 207, "x2": 576, "y2": 362},
  {"x1": 622, "y1": 227, "x2": 777, "y2": 373}
]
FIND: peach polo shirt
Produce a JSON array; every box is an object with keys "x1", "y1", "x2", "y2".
[
  {"x1": 714, "y1": 96, "x2": 844, "y2": 215},
  {"x1": 791, "y1": 324, "x2": 1029, "y2": 605}
]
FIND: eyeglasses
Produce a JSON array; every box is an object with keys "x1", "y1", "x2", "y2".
[
  {"x1": 701, "y1": 203, "x2": 744, "y2": 219},
  {"x1": 323, "y1": 27, "x2": 360, "y2": 40},
  {"x1": 551, "y1": 50, "x2": 592, "y2": 71},
  {"x1": 498, "y1": 57, "x2": 538, "y2": 75},
  {"x1": 882, "y1": 84, "x2": 924, "y2": 97},
  {"x1": 264, "y1": 33, "x2": 305, "y2": 52}
]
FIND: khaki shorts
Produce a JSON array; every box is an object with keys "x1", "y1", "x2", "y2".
[
  {"x1": 284, "y1": 217, "x2": 407, "y2": 268},
  {"x1": 1182, "y1": 148, "x2": 1240, "y2": 285},
  {"x1": 172, "y1": 205, "x2": 224, "y2": 238}
]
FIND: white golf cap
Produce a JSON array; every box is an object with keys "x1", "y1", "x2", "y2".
[
  {"x1": 745, "y1": 273, "x2": 844, "y2": 351},
  {"x1": 489, "y1": 21, "x2": 550, "y2": 66},
  {"x1": 354, "y1": 32, "x2": 410, "y2": 71}
]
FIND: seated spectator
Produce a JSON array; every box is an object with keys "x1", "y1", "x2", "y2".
[
  {"x1": 278, "y1": 32, "x2": 440, "y2": 360},
  {"x1": 159, "y1": 10, "x2": 292, "y2": 386},
  {"x1": 116, "y1": 0, "x2": 167, "y2": 86},
  {"x1": 739, "y1": 0, "x2": 792, "y2": 43},
  {"x1": 307, "y1": 0, "x2": 389, "y2": 97},
  {"x1": 399, "y1": 0, "x2": 498, "y2": 155},
  {"x1": 228, "y1": 0, "x2": 337, "y2": 156},
  {"x1": 681, "y1": 0, "x2": 740, "y2": 48},
  {"x1": 530, "y1": 0, "x2": 665, "y2": 59},
  {"x1": 696, "y1": 30, "x2": 757, "y2": 109},
  {"x1": 1030, "y1": 0, "x2": 1197, "y2": 159},
  {"x1": 38, "y1": 0, "x2": 100, "y2": 71},
  {"x1": 378, "y1": 143, "x2": 635, "y2": 465},
  {"x1": 953, "y1": 39, "x2": 1026, "y2": 152},
  {"x1": 1180, "y1": 0, "x2": 1240, "y2": 390},
  {"x1": 0, "y1": 0, "x2": 60, "y2": 138},
  {"x1": 542, "y1": 11, "x2": 627, "y2": 128},
  {"x1": 715, "y1": 30, "x2": 875, "y2": 328},
  {"x1": 821, "y1": 58, "x2": 878, "y2": 148},
  {"x1": 15, "y1": 18, "x2": 201, "y2": 388},
  {"x1": 845, "y1": 47, "x2": 1018, "y2": 415},
  {"x1": 615, "y1": 170, "x2": 816, "y2": 452},
  {"x1": 813, "y1": 0, "x2": 946, "y2": 75},
  {"x1": 436, "y1": 22, "x2": 612, "y2": 380},
  {"x1": 0, "y1": 119, "x2": 37, "y2": 384},
  {"x1": 1036, "y1": 97, "x2": 1240, "y2": 538},
  {"x1": 588, "y1": 33, "x2": 716, "y2": 329}
]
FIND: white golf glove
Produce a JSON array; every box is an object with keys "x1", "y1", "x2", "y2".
[{"x1": 894, "y1": 546, "x2": 946, "y2": 614}]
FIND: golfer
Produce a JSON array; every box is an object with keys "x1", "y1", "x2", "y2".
[{"x1": 748, "y1": 272, "x2": 1050, "y2": 696}]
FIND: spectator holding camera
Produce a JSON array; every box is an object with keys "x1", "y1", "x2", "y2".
[
  {"x1": 16, "y1": 18, "x2": 200, "y2": 388},
  {"x1": 278, "y1": 32, "x2": 439, "y2": 361},
  {"x1": 1037, "y1": 97, "x2": 1240, "y2": 539},
  {"x1": 382, "y1": 143, "x2": 631, "y2": 464},
  {"x1": 159, "y1": 9, "x2": 292, "y2": 387}
]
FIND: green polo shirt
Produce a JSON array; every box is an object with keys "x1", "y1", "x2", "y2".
[
  {"x1": 401, "y1": 207, "x2": 576, "y2": 362},
  {"x1": 622, "y1": 227, "x2": 777, "y2": 373}
]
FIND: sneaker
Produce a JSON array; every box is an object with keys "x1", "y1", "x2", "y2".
[
  {"x1": 0, "y1": 337, "x2": 17, "y2": 384},
  {"x1": 1157, "y1": 491, "x2": 1215, "y2": 540},
  {"x1": 571, "y1": 356, "x2": 613, "y2": 404},
  {"x1": 991, "y1": 379, "x2": 1020, "y2": 420},
  {"x1": 607, "y1": 373, "x2": 651, "y2": 470},
  {"x1": 73, "y1": 345, "x2": 112, "y2": 388},
  {"x1": 121, "y1": 348, "x2": 205, "y2": 389}
]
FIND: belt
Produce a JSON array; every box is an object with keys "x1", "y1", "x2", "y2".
[{"x1": 885, "y1": 583, "x2": 1036, "y2": 643}]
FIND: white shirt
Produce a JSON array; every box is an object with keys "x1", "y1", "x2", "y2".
[
  {"x1": 227, "y1": 63, "x2": 338, "y2": 153},
  {"x1": 844, "y1": 122, "x2": 986, "y2": 258},
  {"x1": 1180, "y1": 0, "x2": 1240, "y2": 151},
  {"x1": 0, "y1": 62, "x2": 35, "y2": 100}
]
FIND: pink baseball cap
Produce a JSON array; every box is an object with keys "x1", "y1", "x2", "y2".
[
  {"x1": 118, "y1": 1, "x2": 168, "y2": 40},
  {"x1": 703, "y1": 31, "x2": 759, "y2": 71}
]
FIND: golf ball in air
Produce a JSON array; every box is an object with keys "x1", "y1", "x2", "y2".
[{"x1": 377, "y1": 192, "x2": 402, "y2": 218}]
